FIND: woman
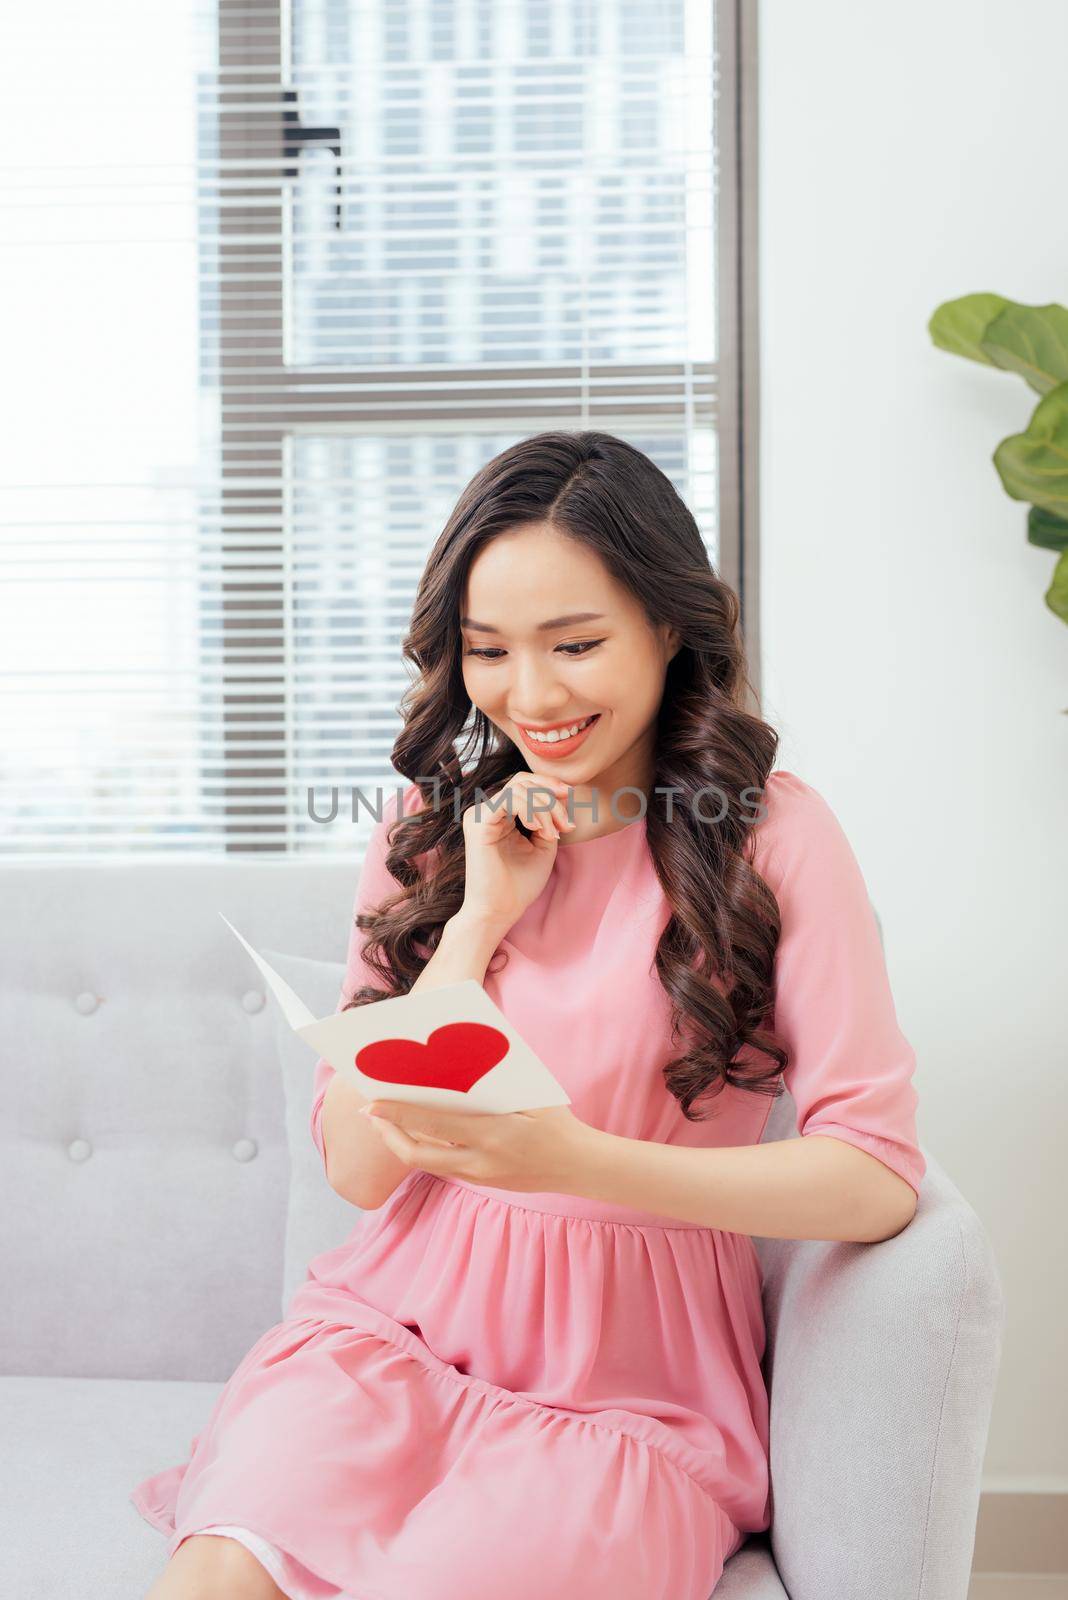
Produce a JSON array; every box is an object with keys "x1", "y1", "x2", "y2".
[{"x1": 132, "y1": 430, "x2": 925, "y2": 1599}]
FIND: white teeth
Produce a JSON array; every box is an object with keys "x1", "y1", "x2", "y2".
[{"x1": 525, "y1": 716, "x2": 596, "y2": 743}]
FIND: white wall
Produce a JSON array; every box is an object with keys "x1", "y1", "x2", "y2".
[{"x1": 758, "y1": 0, "x2": 1068, "y2": 1490}]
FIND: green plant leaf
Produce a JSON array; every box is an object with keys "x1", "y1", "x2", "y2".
[
  {"x1": 928, "y1": 292, "x2": 1012, "y2": 365},
  {"x1": 979, "y1": 302, "x2": 1068, "y2": 395},
  {"x1": 1028, "y1": 506, "x2": 1068, "y2": 551},
  {"x1": 993, "y1": 382, "x2": 1068, "y2": 517},
  {"x1": 1045, "y1": 549, "x2": 1068, "y2": 624}
]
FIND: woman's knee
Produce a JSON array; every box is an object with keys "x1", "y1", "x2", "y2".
[{"x1": 146, "y1": 1532, "x2": 286, "y2": 1599}]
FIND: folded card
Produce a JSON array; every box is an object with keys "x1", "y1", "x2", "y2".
[{"x1": 220, "y1": 913, "x2": 571, "y2": 1114}]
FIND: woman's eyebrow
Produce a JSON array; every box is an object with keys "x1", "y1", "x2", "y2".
[{"x1": 460, "y1": 611, "x2": 606, "y2": 635}]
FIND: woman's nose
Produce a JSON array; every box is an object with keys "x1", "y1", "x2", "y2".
[{"x1": 511, "y1": 652, "x2": 566, "y2": 710}]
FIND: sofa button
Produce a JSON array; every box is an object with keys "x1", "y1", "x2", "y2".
[
  {"x1": 74, "y1": 992, "x2": 99, "y2": 1016},
  {"x1": 232, "y1": 1138, "x2": 257, "y2": 1163},
  {"x1": 241, "y1": 990, "x2": 266, "y2": 1015},
  {"x1": 68, "y1": 1139, "x2": 92, "y2": 1162}
]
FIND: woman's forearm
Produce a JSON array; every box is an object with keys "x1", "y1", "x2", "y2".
[
  {"x1": 410, "y1": 908, "x2": 510, "y2": 994},
  {"x1": 324, "y1": 910, "x2": 509, "y2": 1208},
  {"x1": 569, "y1": 1126, "x2": 919, "y2": 1243}
]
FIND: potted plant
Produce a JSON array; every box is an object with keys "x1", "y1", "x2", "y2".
[{"x1": 929, "y1": 293, "x2": 1068, "y2": 629}]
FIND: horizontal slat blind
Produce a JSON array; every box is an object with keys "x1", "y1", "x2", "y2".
[{"x1": 1, "y1": 0, "x2": 726, "y2": 859}]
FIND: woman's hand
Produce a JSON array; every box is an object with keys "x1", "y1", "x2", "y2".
[
  {"x1": 358, "y1": 1099, "x2": 595, "y2": 1195},
  {"x1": 459, "y1": 771, "x2": 575, "y2": 933}
]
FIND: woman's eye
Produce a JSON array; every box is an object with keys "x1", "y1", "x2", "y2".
[{"x1": 465, "y1": 640, "x2": 603, "y2": 661}]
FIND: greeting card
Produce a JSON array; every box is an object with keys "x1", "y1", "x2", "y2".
[{"x1": 220, "y1": 913, "x2": 570, "y2": 1114}]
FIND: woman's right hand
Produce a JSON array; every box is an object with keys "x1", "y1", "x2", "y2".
[{"x1": 459, "y1": 771, "x2": 575, "y2": 934}]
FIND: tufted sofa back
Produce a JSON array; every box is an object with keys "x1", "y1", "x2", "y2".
[{"x1": 0, "y1": 860, "x2": 357, "y2": 1382}]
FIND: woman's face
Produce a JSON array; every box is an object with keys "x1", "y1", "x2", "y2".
[{"x1": 459, "y1": 523, "x2": 680, "y2": 827}]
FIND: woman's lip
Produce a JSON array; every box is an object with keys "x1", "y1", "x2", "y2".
[{"x1": 517, "y1": 713, "x2": 600, "y2": 759}]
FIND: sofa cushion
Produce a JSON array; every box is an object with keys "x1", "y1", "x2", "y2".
[
  {"x1": 0, "y1": 1372, "x2": 224, "y2": 1596},
  {"x1": 262, "y1": 949, "x2": 369, "y2": 1314},
  {"x1": 712, "y1": 1538, "x2": 787, "y2": 1598}
]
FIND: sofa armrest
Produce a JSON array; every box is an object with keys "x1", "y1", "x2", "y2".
[{"x1": 755, "y1": 1147, "x2": 1005, "y2": 1600}]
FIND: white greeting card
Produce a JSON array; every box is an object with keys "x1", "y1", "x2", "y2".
[{"x1": 220, "y1": 913, "x2": 570, "y2": 1114}]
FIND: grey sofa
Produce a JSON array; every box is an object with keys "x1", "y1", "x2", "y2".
[{"x1": 0, "y1": 860, "x2": 1005, "y2": 1599}]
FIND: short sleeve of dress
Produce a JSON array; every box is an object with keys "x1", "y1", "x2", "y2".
[
  {"x1": 753, "y1": 771, "x2": 926, "y2": 1197},
  {"x1": 309, "y1": 783, "x2": 420, "y2": 1167}
]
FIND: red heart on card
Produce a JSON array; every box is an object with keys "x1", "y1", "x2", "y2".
[{"x1": 355, "y1": 1023, "x2": 510, "y2": 1093}]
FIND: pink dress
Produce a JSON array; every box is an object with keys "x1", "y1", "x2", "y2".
[{"x1": 131, "y1": 770, "x2": 925, "y2": 1600}]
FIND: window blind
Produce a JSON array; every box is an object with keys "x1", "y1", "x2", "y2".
[{"x1": 1, "y1": 0, "x2": 740, "y2": 859}]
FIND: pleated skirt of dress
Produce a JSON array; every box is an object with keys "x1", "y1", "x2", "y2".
[{"x1": 131, "y1": 1169, "x2": 765, "y2": 1600}]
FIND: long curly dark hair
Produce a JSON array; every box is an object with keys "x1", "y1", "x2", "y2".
[{"x1": 343, "y1": 430, "x2": 789, "y2": 1121}]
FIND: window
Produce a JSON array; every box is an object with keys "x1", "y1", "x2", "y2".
[{"x1": 1, "y1": 0, "x2": 758, "y2": 858}]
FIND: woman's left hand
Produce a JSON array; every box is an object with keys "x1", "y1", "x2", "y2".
[{"x1": 358, "y1": 1100, "x2": 595, "y2": 1194}]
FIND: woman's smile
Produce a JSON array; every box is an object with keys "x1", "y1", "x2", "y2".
[{"x1": 516, "y1": 712, "x2": 601, "y2": 758}]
